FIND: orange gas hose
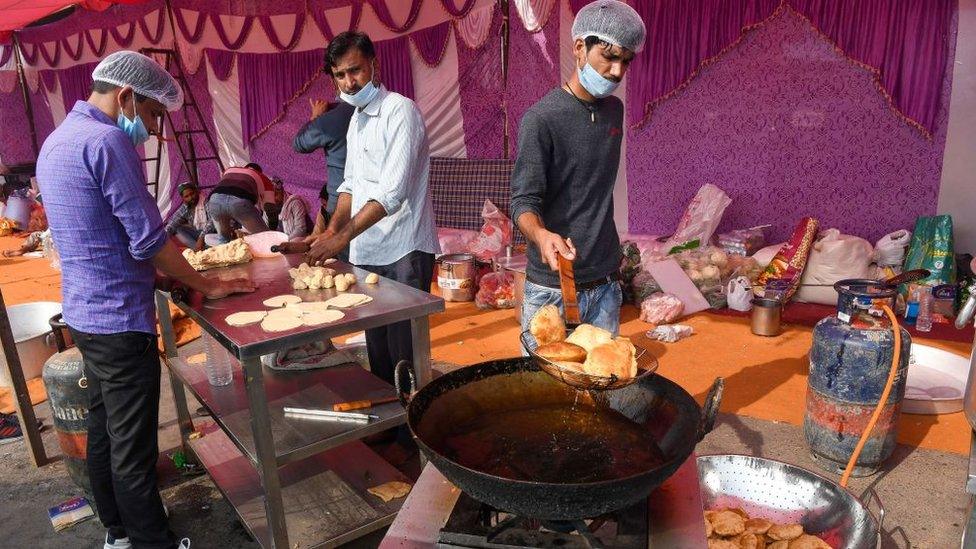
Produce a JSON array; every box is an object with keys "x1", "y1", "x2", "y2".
[{"x1": 839, "y1": 304, "x2": 901, "y2": 488}]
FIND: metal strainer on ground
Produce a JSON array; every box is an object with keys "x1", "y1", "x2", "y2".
[
  {"x1": 698, "y1": 455, "x2": 883, "y2": 549},
  {"x1": 519, "y1": 330, "x2": 659, "y2": 390}
]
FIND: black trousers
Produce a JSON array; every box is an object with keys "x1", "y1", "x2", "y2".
[
  {"x1": 359, "y1": 250, "x2": 435, "y2": 393},
  {"x1": 69, "y1": 328, "x2": 176, "y2": 549}
]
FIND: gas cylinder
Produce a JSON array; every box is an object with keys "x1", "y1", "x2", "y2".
[
  {"x1": 42, "y1": 347, "x2": 91, "y2": 493},
  {"x1": 804, "y1": 279, "x2": 911, "y2": 477}
]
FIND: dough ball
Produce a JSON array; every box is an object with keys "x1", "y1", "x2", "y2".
[
  {"x1": 365, "y1": 273, "x2": 379, "y2": 284},
  {"x1": 344, "y1": 273, "x2": 356, "y2": 285},
  {"x1": 292, "y1": 278, "x2": 308, "y2": 290},
  {"x1": 335, "y1": 277, "x2": 350, "y2": 292},
  {"x1": 322, "y1": 274, "x2": 334, "y2": 289}
]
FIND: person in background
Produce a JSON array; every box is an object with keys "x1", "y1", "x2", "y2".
[
  {"x1": 263, "y1": 177, "x2": 311, "y2": 240},
  {"x1": 299, "y1": 31, "x2": 439, "y2": 461},
  {"x1": 511, "y1": 0, "x2": 645, "y2": 337},
  {"x1": 206, "y1": 162, "x2": 275, "y2": 242},
  {"x1": 293, "y1": 97, "x2": 355, "y2": 222},
  {"x1": 165, "y1": 181, "x2": 213, "y2": 250},
  {"x1": 36, "y1": 50, "x2": 255, "y2": 549},
  {"x1": 293, "y1": 95, "x2": 354, "y2": 260}
]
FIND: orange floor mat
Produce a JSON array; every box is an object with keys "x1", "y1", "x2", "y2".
[{"x1": 429, "y1": 301, "x2": 973, "y2": 456}]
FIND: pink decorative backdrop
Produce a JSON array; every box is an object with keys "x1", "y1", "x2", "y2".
[{"x1": 625, "y1": 9, "x2": 955, "y2": 244}]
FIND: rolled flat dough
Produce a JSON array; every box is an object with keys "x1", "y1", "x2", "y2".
[
  {"x1": 225, "y1": 311, "x2": 268, "y2": 327},
  {"x1": 302, "y1": 310, "x2": 345, "y2": 326},
  {"x1": 263, "y1": 294, "x2": 303, "y2": 307},
  {"x1": 287, "y1": 302, "x2": 332, "y2": 314},
  {"x1": 325, "y1": 293, "x2": 373, "y2": 309},
  {"x1": 260, "y1": 314, "x2": 303, "y2": 332}
]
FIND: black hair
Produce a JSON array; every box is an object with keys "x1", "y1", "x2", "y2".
[
  {"x1": 245, "y1": 162, "x2": 263, "y2": 172},
  {"x1": 319, "y1": 185, "x2": 330, "y2": 200},
  {"x1": 584, "y1": 36, "x2": 612, "y2": 52},
  {"x1": 91, "y1": 80, "x2": 148, "y2": 102},
  {"x1": 324, "y1": 32, "x2": 376, "y2": 76}
]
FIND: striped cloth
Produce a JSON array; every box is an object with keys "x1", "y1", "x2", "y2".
[{"x1": 428, "y1": 157, "x2": 524, "y2": 245}]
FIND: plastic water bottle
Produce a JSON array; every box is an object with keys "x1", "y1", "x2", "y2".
[
  {"x1": 916, "y1": 286, "x2": 933, "y2": 333},
  {"x1": 204, "y1": 333, "x2": 234, "y2": 386}
]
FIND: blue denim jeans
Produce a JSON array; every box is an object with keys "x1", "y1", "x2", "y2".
[
  {"x1": 520, "y1": 279, "x2": 623, "y2": 352},
  {"x1": 206, "y1": 193, "x2": 269, "y2": 241}
]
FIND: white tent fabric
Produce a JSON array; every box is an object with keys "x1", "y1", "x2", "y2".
[
  {"x1": 205, "y1": 55, "x2": 249, "y2": 168},
  {"x1": 411, "y1": 28, "x2": 466, "y2": 159},
  {"x1": 42, "y1": 76, "x2": 67, "y2": 126}
]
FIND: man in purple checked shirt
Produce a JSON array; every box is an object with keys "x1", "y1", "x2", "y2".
[{"x1": 37, "y1": 51, "x2": 254, "y2": 549}]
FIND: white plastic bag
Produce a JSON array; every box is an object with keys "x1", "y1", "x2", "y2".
[
  {"x1": 726, "y1": 276, "x2": 754, "y2": 311},
  {"x1": 646, "y1": 324, "x2": 694, "y2": 343},
  {"x1": 872, "y1": 229, "x2": 912, "y2": 267},
  {"x1": 664, "y1": 184, "x2": 732, "y2": 252},
  {"x1": 795, "y1": 229, "x2": 874, "y2": 305}
]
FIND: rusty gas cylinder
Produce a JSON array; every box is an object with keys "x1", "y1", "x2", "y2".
[
  {"x1": 804, "y1": 315, "x2": 911, "y2": 477},
  {"x1": 42, "y1": 347, "x2": 91, "y2": 493}
]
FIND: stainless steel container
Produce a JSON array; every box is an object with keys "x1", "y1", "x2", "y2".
[
  {"x1": 750, "y1": 297, "x2": 782, "y2": 336},
  {"x1": 437, "y1": 253, "x2": 476, "y2": 302},
  {"x1": 0, "y1": 301, "x2": 63, "y2": 387},
  {"x1": 495, "y1": 254, "x2": 527, "y2": 323}
]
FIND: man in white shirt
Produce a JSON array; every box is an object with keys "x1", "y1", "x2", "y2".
[{"x1": 304, "y1": 31, "x2": 439, "y2": 399}]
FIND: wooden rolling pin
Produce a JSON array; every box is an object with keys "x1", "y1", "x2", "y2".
[{"x1": 332, "y1": 396, "x2": 399, "y2": 412}]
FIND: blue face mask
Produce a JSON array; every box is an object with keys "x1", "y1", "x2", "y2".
[
  {"x1": 116, "y1": 93, "x2": 150, "y2": 146},
  {"x1": 577, "y1": 62, "x2": 619, "y2": 99},
  {"x1": 339, "y1": 63, "x2": 380, "y2": 108}
]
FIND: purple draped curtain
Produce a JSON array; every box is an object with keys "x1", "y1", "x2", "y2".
[
  {"x1": 57, "y1": 62, "x2": 99, "y2": 109},
  {"x1": 238, "y1": 49, "x2": 324, "y2": 144},
  {"x1": 410, "y1": 22, "x2": 452, "y2": 67},
  {"x1": 626, "y1": 0, "x2": 954, "y2": 136},
  {"x1": 205, "y1": 49, "x2": 236, "y2": 81},
  {"x1": 0, "y1": 45, "x2": 11, "y2": 67},
  {"x1": 375, "y1": 36, "x2": 416, "y2": 100}
]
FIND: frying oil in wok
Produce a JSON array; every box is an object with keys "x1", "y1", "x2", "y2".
[{"x1": 432, "y1": 402, "x2": 666, "y2": 483}]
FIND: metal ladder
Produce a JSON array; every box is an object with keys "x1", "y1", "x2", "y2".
[{"x1": 140, "y1": 47, "x2": 225, "y2": 197}]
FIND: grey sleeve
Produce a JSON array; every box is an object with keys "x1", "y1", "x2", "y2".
[
  {"x1": 165, "y1": 203, "x2": 187, "y2": 235},
  {"x1": 510, "y1": 111, "x2": 552, "y2": 223},
  {"x1": 293, "y1": 112, "x2": 345, "y2": 154}
]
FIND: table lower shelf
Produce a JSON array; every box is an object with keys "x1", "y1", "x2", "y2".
[
  {"x1": 190, "y1": 421, "x2": 411, "y2": 549},
  {"x1": 166, "y1": 353, "x2": 406, "y2": 466}
]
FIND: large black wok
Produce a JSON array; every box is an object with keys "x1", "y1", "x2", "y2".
[{"x1": 395, "y1": 358, "x2": 723, "y2": 520}]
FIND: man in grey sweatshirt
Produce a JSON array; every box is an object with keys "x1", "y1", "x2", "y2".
[{"x1": 510, "y1": 0, "x2": 646, "y2": 337}]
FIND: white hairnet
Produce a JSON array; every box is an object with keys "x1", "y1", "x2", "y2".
[
  {"x1": 572, "y1": 0, "x2": 647, "y2": 53},
  {"x1": 91, "y1": 51, "x2": 184, "y2": 111}
]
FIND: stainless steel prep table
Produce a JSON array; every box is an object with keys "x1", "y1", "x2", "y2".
[{"x1": 157, "y1": 254, "x2": 444, "y2": 549}]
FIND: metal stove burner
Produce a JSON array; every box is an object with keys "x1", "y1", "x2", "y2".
[{"x1": 436, "y1": 492, "x2": 647, "y2": 549}]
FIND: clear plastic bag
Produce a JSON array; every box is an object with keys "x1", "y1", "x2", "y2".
[
  {"x1": 664, "y1": 184, "x2": 732, "y2": 252},
  {"x1": 475, "y1": 270, "x2": 516, "y2": 309},
  {"x1": 467, "y1": 200, "x2": 513, "y2": 262}
]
